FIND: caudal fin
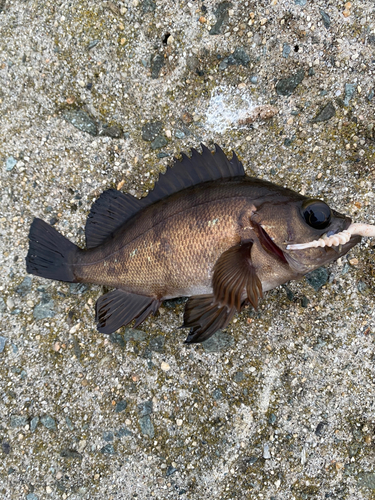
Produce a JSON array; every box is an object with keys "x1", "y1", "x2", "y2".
[{"x1": 26, "y1": 218, "x2": 79, "y2": 283}]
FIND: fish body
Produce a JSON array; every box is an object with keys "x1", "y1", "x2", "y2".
[{"x1": 26, "y1": 145, "x2": 361, "y2": 343}]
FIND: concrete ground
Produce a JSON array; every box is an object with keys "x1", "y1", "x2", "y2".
[{"x1": 0, "y1": 0, "x2": 375, "y2": 499}]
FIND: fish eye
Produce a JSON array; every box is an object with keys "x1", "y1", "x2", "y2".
[{"x1": 301, "y1": 199, "x2": 332, "y2": 230}]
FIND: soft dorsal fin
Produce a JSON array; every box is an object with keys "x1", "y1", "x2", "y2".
[
  {"x1": 85, "y1": 144, "x2": 245, "y2": 248},
  {"x1": 85, "y1": 189, "x2": 144, "y2": 249}
]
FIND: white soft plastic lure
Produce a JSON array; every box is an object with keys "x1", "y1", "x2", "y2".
[{"x1": 286, "y1": 223, "x2": 375, "y2": 250}]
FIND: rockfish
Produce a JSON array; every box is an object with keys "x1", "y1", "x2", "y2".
[{"x1": 26, "y1": 145, "x2": 374, "y2": 343}]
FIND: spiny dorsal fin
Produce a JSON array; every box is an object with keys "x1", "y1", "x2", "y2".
[
  {"x1": 144, "y1": 143, "x2": 245, "y2": 205},
  {"x1": 85, "y1": 144, "x2": 245, "y2": 248}
]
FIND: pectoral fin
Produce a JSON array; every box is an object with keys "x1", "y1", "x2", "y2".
[
  {"x1": 212, "y1": 241, "x2": 263, "y2": 310},
  {"x1": 95, "y1": 289, "x2": 160, "y2": 334},
  {"x1": 182, "y1": 241, "x2": 263, "y2": 343}
]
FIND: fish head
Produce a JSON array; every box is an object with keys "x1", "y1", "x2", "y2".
[{"x1": 252, "y1": 196, "x2": 361, "y2": 275}]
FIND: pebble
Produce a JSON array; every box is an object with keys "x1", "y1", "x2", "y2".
[
  {"x1": 142, "y1": 121, "x2": 163, "y2": 141},
  {"x1": 60, "y1": 448, "x2": 82, "y2": 459},
  {"x1": 234, "y1": 371, "x2": 244, "y2": 382},
  {"x1": 151, "y1": 54, "x2": 164, "y2": 79},
  {"x1": 138, "y1": 400, "x2": 153, "y2": 416},
  {"x1": 26, "y1": 494, "x2": 39, "y2": 500},
  {"x1": 282, "y1": 43, "x2": 291, "y2": 59},
  {"x1": 10, "y1": 415, "x2": 28, "y2": 428},
  {"x1": 294, "y1": 0, "x2": 306, "y2": 5},
  {"x1": 99, "y1": 125, "x2": 123, "y2": 138},
  {"x1": 149, "y1": 335, "x2": 164, "y2": 352},
  {"x1": 6, "y1": 297, "x2": 15, "y2": 310},
  {"x1": 139, "y1": 415, "x2": 154, "y2": 438},
  {"x1": 275, "y1": 68, "x2": 304, "y2": 96},
  {"x1": 15, "y1": 276, "x2": 32, "y2": 296},
  {"x1": 151, "y1": 136, "x2": 168, "y2": 150},
  {"x1": 305, "y1": 267, "x2": 329, "y2": 291},
  {"x1": 367, "y1": 89, "x2": 374, "y2": 101},
  {"x1": 33, "y1": 298, "x2": 55, "y2": 320},
  {"x1": 176, "y1": 419, "x2": 183, "y2": 426},
  {"x1": 175, "y1": 129, "x2": 185, "y2": 139},
  {"x1": 63, "y1": 109, "x2": 98, "y2": 136},
  {"x1": 100, "y1": 444, "x2": 115, "y2": 454},
  {"x1": 115, "y1": 427, "x2": 132, "y2": 437},
  {"x1": 250, "y1": 75, "x2": 258, "y2": 84},
  {"x1": 87, "y1": 40, "x2": 100, "y2": 50},
  {"x1": 161, "y1": 361, "x2": 170, "y2": 371},
  {"x1": 166, "y1": 466, "x2": 177, "y2": 476},
  {"x1": 219, "y1": 47, "x2": 250, "y2": 70},
  {"x1": 103, "y1": 431, "x2": 114, "y2": 442},
  {"x1": 263, "y1": 443, "x2": 271, "y2": 459},
  {"x1": 0, "y1": 336, "x2": 7, "y2": 353},
  {"x1": 357, "y1": 473, "x2": 375, "y2": 490},
  {"x1": 123, "y1": 328, "x2": 147, "y2": 342},
  {"x1": 115, "y1": 400, "x2": 127, "y2": 413},
  {"x1": 202, "y1": 330, "x2": 234, "y2": 352},
  {"x1": 311, "y1": 101, "x2": 336, "y2": 123},
  {"x1": 69, "y1": 283, "x2": 89, "y2": 295},
  {"x1": 30, "y1": 416, "x2": 39, "y2": 432},
  {"x1": 209, "y1": 1, "x2": 231, "y2": 35},
  {"x1": 40, "y1": 415, "x2": 56, "y2": 430},
  {"x1": 0, "y1": 297, "x2": 5, "y2": 312},
  {"x1": 268, "y1": 413, "x2": 277, "y2": 425},
  {"x1": 142, "y1": 0, "x2": 156, "y2": 13},
  {"x1": 5, "y1": 156, "x2": 17, "y2": 171},
  {"x1": 343, "y1": 83, "x2": 356, "y2": 106},
  {"x1": 320, "y1": 9, "x2": 331, "y2": 28}
]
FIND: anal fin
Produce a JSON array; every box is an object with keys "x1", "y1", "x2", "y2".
[{"x1": 95, "y1": 289, "x2": 160, "y2": 334}]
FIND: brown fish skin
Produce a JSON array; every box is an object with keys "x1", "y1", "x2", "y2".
[{"x1": 26, "y1": 145, "x2": 361, "y2": 343}]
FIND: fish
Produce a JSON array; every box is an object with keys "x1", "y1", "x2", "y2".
[{"x1": 26, "y1": 144, "x2": 374, "y2": 343}]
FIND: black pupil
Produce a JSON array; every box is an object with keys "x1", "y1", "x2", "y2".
[{"x1": 302, "y1": 200, "x2": 331, "y2": 230}]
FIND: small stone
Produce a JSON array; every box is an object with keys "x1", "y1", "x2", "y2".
[
  {"x1": 60, "y1": 448, "x2": 82, "y2": 459},
  {"x1": 69, "y1": 283, "x2": 89, "y2": 295},
  {"x1": 87, "y1": 40, "x2": 100, "y2": 50},
  {"x1": 138, "y1": 400, "x2": 153, "y2": 416},
  {"x1": 26, "y1": 494, "x2": 39, "y2": 500},
  {"x1": 6, "y1": 297, "x2": 14, "y2": 310},
  {"x1": 319, "y1": 9, "x2": 331, "y2": 28},
  {"x1": 15, "y1": 277, "x2": 32, "y2": 296},
  {"x1": 123, "y1": 328, "x2": 147, "y2": 342},
  {"x1": 305, "y1": 267, "x2": 329, "y2": 291},
  {"x1": 0, "y1": 336, "x2": 7, "y2": 353},
  {"x1": 115, "y1": 427, "x2": 132, "y2": 437},
  {"x1": 2, "y1": 441, "x2": 11, "y2": 455},
  {"x1": 282, "y1": 43, "x2": 291, "y2": 58},
  {"x1": 357, "y1": 473, "x2": 375, "y2": 490},
  {"x1": 263, "y1": 443, "x2": 271, "y2": 459},
  {"x1": 100, "y1": 444, "x2": 115, "y2": 454},
  {"x1": 46, "y1": 486, "x2": 52, "y2": 494},
  {"x1": 151, "y1": 136, "x2": 168, "y2": 150},
  {"x1": 151, "y1": 53, "x2": 164, "y2": 79},
  {"x1": 142, "y1": 0, "x2": 156, "y2": 13},
  {"x1": 315, "y1": 421, "x2": 327, "y2": 436},
  {"x1": 139, "y1": 415, "x2": 154, "y2": 438},
  {"x1": 311, "y1": 101, "x2": 336, "y2": 123},
  {"x1": 10, "y1": 415, "x2": 28, "y2": 428},
  {"x1": 349, "y1": 257, "x2": 359, "y2": 266},
  {"x1": 63, "y1": 109, "x2": 98, "y2": 136},
  {"x1": 149, "y1": 335, "x2": 165, "y2": 352},
  {"x1": 99, "y1": 125, "x2": 123, "y2": 138},
  {"x1": 166, "y1": 466, "x2": 177, "y2": 476},
  {"x1": 5, "y1": 156, "x2": 17, "y2": 171},
  {"x1": 202, "y1": 331, "x2": 234, "y2": 352},
  {"x1": 161, "y1": 361, "x2": 170, "y2": 372},
  {"x1": 250, "y1": 75, "x2": 258, "y2": 84},
  {"x1": 0, "y1": 297, "x2": 5, "y2": 313},
  {"x1": 30, "y1": 416, "x2": 39, "y2": 432},
  {"x1": 268, "y1": 413, "x2": 277, "y2": 425},
  {"x1": 275, "y1": 68, "x2": 304, "y2": 96},
  {"x1": 294, "y1": 0, "x2": 306, "y2": 5},
  {"x1": 213, "y1": 388, "x2": 222, "y2": 400},
  {"x1": 33, "y1": 299, "x2": 55, "y2": 320},
  {"x1": 103, "y1": 431, "x2": 114, "y2": 442},
  {"x1": 176, "y1": 419, "x2": 183, "y2": 426},
  {"x1": 175, "y1": 129, "x2": 185, "y2": 139},
  {"x1": 343, "y1": 83, "x2": 356, "y2": 106},
  {"x1": 209, "y1": 1, "x2": 232, "y2": 35},
  {"x1": 142, "y1": 121, "x2": 163, "y2": 141},
  {"x1": 40, "y1": 415, "x2": 56, "y2": 430},
  {"x1": 115, "y1": 400, "x2": 127, "y2": 413},
  {"x1": 234, "y1": 371, "x2": 244, "y2": 382}
]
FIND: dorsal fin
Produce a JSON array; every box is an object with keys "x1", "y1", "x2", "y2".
[
  {"x1": 85, "y1": 189, "x2": 144, "y2": 249},
  {"x1": 85, "y1": 144, "x2": 245, "y2": 248},
  {"x1": 143, "y1": 143, "x2": 245, "y2": 205}
]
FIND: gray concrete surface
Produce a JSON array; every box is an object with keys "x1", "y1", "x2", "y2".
[{"x1": 1, "y1": 0, "x2": 375, "y2": 499}]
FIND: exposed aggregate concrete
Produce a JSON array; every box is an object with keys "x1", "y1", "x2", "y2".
[{"x1": 0, "y1": 0, "x2": 375, "y2": 499}]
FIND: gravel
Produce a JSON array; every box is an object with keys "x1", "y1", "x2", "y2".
[{"x1": 1, "y1": 1, "x2": 375, "y2": 499}]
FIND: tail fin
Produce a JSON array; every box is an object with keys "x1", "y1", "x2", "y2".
[{"x1": 26, "y1": 218, "x2": 79, "y2": 283}]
